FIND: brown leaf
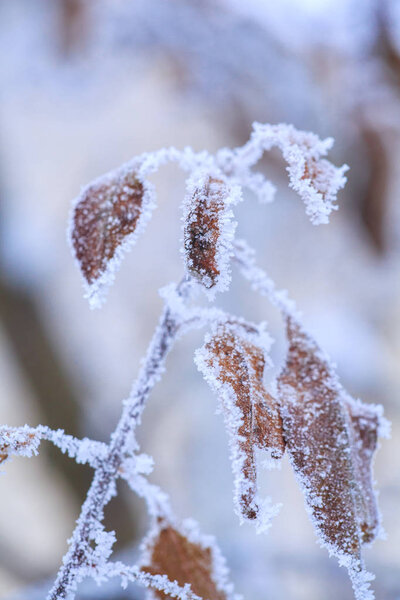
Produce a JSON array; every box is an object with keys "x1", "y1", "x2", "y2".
[
  {"x1": 277, "y1": 317, "x2": 383, "y2": 563},
  {"x1": 71, "y1": 166, "x2": 150, "y2": 287},
  {"x1": 346, "y1": 398, "x2": 381, "y2": 545},
  {"x1": 141, "y1": 521, "x2": 227, "y2": 600},
  {"x1": 197, "y1": 323, "x2": 285, "y2": 521},
  {"x1": 184, "y1": 175, "x2": 232, "y2": 291}
]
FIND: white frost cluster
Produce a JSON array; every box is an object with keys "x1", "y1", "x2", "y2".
[
  {"x1": 0, "y1": 424, "x2": 109, "y2": 469},
  {"x1": 0, "y1": 425, "x2": 41, "y2": 463}
]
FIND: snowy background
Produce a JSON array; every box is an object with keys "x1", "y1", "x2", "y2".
[{"x1": 0, "y1": 1, "x2": 399, "y2": 599}]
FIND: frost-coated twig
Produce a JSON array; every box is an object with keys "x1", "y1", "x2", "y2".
[
  {"x1": 233, "y1": 238, "x2": 299, "y2": 318},
  {"x1": 47, "y1": 278, "x2": 192, "y2": 600},
  {"x1": 0, "y1": 424, "x2": 108, "y2": 468},
  {"x1": 103, "y1": 561, "x2": 203, "y2": 600}
]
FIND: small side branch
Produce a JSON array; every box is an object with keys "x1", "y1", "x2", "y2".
[
  {"x1": 0, "y1": 425, "x2": 107, "y2": 468},
  {"x1": 103, "y1": 561, "x2": 203, "y2": 600}
]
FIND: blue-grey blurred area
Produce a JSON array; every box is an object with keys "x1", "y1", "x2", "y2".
[{"x1": 0, "y1": 1, "x2": 399, "y2": 599}]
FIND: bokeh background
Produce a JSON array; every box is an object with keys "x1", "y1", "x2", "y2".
[{"x1": 0, "y1": 1, "x2": 399, "y2": 599}]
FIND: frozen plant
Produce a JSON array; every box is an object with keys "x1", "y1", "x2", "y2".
[{"x1": 0, "y1": 122, "x2": 389, "y2": 600}]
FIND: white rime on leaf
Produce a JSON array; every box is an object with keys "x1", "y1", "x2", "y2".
[
  {"x1": 182, "y1": 171, "x2": 242, "y2": 297},
  {"x1": 195, "y1": 320, "x2": 284, "y2": 531},
  {"x1": 217, "y1": 122, "x2": 348, "y2": 224},
  {"x1": 276, "y1": 317, "x2": 388, "y2": 600},
  {"x1": 139, "y1": 514, "x2": 239, "y2": 600},
  {"x1": 68, "y1": 125, "x2": 346, "y2": 308},
  {"x1": 70, "y1": 162, "x2": 156, "y2": 309}
]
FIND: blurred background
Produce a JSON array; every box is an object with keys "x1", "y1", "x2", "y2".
[{"x1": 0, "y1": 0, "x2": 399, "y2": 598}]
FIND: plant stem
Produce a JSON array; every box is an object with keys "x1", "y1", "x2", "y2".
[{"x1": 47, "y1": 280, "x2": 188, "y2": 600}]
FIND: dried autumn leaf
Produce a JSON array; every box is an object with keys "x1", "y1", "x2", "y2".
[
  {"x1": 71, "y1": 164, "x2": 155, "y2": 308},
  {"x1": 195, "y1": 322, "x2": 284, "y2": 526},
  {"x1": 183, "y1": 173, "x2": 241, "y2": 295},
  {"x1": 141, "y1": 519, "x2": 234, "y2": 600},
  {"x1": 345, "y1": 397, "x2": 382, "y2": 545},
  {"x1": 277, "y1": 317, "x2": 385, "y2": 599}
]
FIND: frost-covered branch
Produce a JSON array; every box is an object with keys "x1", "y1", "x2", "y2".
[
  {"x1": 0, "y1": 425, "x2": 108, "y2": 468},
  {"x1": 47, "y1": 277, "x2": 204, "y2": 600},
  {"x1": 233, "y1": 238, "x2": 299, "y2": 318},
  {"x1": 217, "y1": 122, "x2": 349, "y2": 224},
  {"x1": 1, "y1": 121, "x2": 387, "y2": 600},
  {"x1": 102, "y1": 562, "x2": 203, "y2": 600}
]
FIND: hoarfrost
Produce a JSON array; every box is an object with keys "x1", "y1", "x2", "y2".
[
  {"x1": 140, "y1": 513, "x2": 239, "y2": 600},
  {"x1": 195, "y1": 321, "x2": 284, "y2": 530},
  {"x1": 276, "y1": 317, "x2": 388, "y2": 600},
  {"x1": 217, "y1": 122, "x2": 348, "y2": 224},
  {"x1": 0, "y1": 425, "x2": 108, "y2": 469},
  {"x1": 182, "y1": 171, "x2": 242, "y2": 297},
  {"x1": 68, "y1": 122, "x2": 346, "y2": 308},
  {"x1": 70, "y1": 162, "x2": 156, "y2": 309}
]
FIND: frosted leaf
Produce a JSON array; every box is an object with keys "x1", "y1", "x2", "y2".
[
  {"x1": 252, "y1": 122, "x2": 348, "y2": 225},
  {"x1": 70, "y1": 163, "x2": 155, "y2": 308},
  {"x1": 277, "y1": 317, "x2": 386, "y2": 600},
  {"x1": 218, "y1": 123, "x2": 348, "y2": 225},
  {"x1": 182, "y1": 172, "x2": 241, "y2": 296},
  {"x1": 195, "y1": 322, "x2": 284, "y2": 525},
  {"x1": 140, "y1": 516, "x2": 237, "y2": 600},
  {"x1": 345, "y1": 396, "x2": 387, "y2": 545}
]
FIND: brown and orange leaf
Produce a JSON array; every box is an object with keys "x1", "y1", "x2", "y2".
[
  {"x1": 141, "y1": 519, "x2": 233, "y2": 600},
  {"x1": 183, "y1": 173, "x2": 241, "y2": 294},
  {"x1": 195, "y1": 322, "x2": 284, "y2": 527},
  {"x1": 71, "y1": 164, "x2": 155, "y2": 307},
  {"x1": 345, "y1": 397, "x2": 383, "y2": 545},
  {"x1": 277, "y1": 317, "x2": 385, "y2": 599}
]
